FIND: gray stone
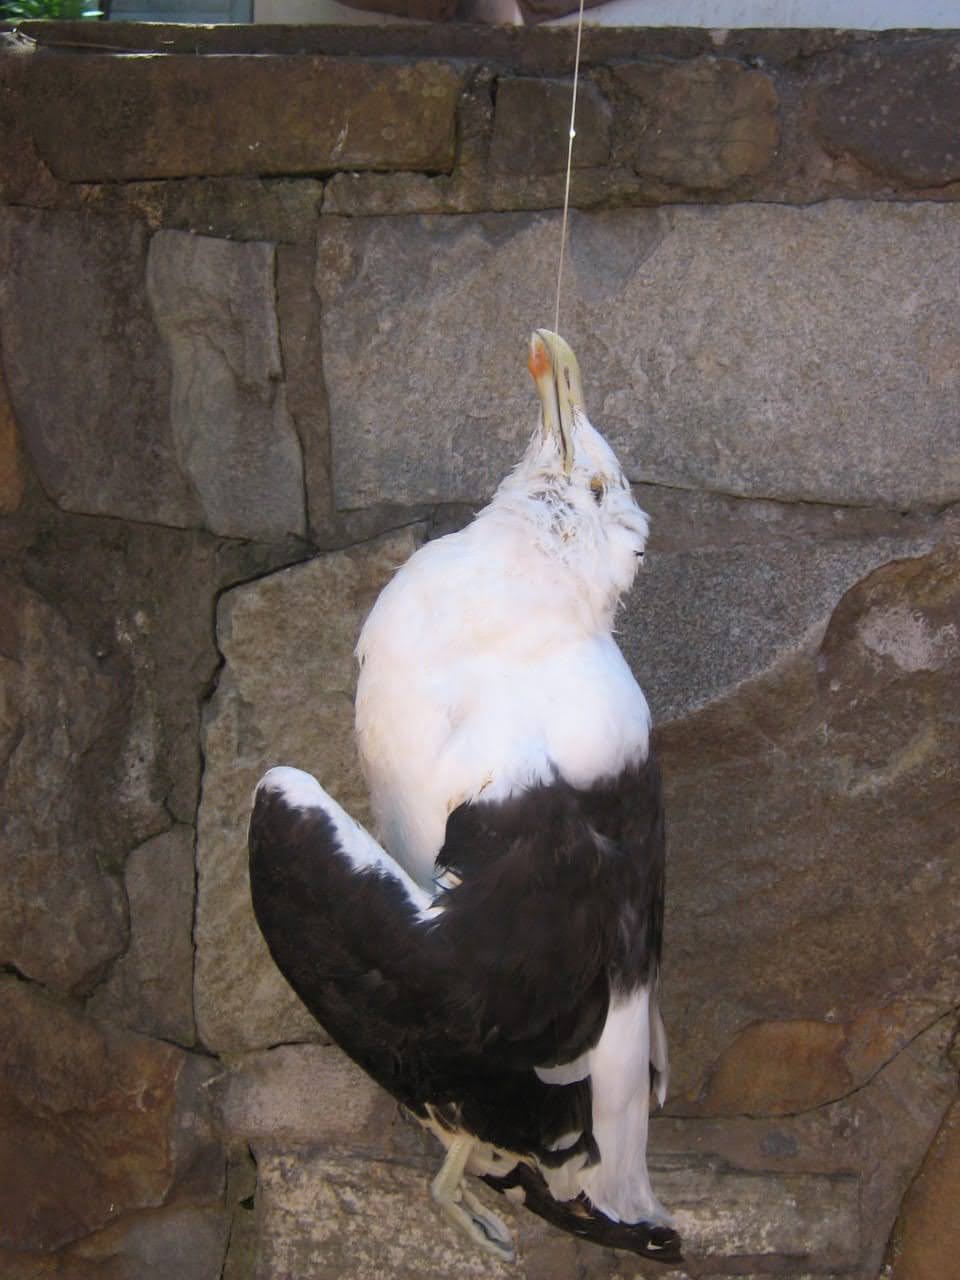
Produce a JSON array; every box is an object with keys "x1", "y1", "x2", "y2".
[
  {"x1": 276, "y1": 244, "x2": 335, "y2": 537},
  {"x1": 660, "y1": 1161, "x2": 859, "y2": 1266},
  {"x1": 316, "y1": 203, "x2": 960, "y2": 511},
  {"x1": 213, "y1": 1044, "x2": 393, "y2": 1148},
  {"x1": 0, "y1": 209, "x2": 197, "y2": 529},
  {"x1": 627, "y1": 525, "x2": 939, "y2": 721},
  {"x1": 194, "y1": 529, "x2": 422, "y2": 1053},
  {"x1": 0, "y1": 576, "x2": 128, "y2": 993},
  {"x1": 253, "y1": 1145, "x2": 517, "y2": 1280},
  {"x1": 658, "y1": 544, "x2": 960, "y2": 1105},
  {"x1": 146, "y1": 231, "x2": 306, "y2": 542},
  {"x1": 813, "y1": 39, "x2": 960, "y2": 188},
  {"x1": 251, "y1": 1142, "x2": 856, "y2": 1279},
  {"x1": 61, "y1": 1206, "x2": 231, "y2": 1280},
  {"x1": 87, "y1": 826, "x2": 197, "y2": 1046},
  {"x1": 26, "y1": 53, "x2": 465, "y2": 182}
]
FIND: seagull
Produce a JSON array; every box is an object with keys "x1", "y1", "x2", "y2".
[{"x1": 249, "y1": 330, "x2": 680, "y2": 1264}]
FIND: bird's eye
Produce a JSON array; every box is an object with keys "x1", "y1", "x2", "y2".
[{"x1": 589, "y1": 475, "x2": 605, "y2": 505}]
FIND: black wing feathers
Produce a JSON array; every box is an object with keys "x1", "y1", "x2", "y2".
[{"x1": 249, "y1": 753, "x2": 665, "y2": 1159}]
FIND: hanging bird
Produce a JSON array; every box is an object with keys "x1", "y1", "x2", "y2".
[{"x1": 249, "y1": 330, "x2": 680, "y2": 1264}]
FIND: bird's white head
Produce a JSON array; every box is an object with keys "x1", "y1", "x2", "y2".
[{"x1": 486, "y1": 330, "x2": 649, "y2": 625}]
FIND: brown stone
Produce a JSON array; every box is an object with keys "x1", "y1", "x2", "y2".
[
  {"x1": 886, "y1": 1097, "x2": 960, "y2": 1279},
  {"x1": 27, "y1": 52, "x2": 464, "y2": 182},
  {"x1": 701, "y1": 1020, "x2": 852, "y2": 1117},
  {"x1": 814, "y1": 40, "x2": 960, "y2": 188},
  {"x1": 0, "y1": 357, "x2": 24, "y2": 513},
  {"x1": 2, "y1": 1207, "x2": 231, "y2": 1279},
  {"x1": 77, "y1": 176, "x2": 325, "y2": 244},
  {"x1": 0, "y1": 977, "x2": 222, "y2": 1253},
  {"x1": 698, "y1": 1001, "x2": 942, "y2": 1118},
  {"x1": 659, "y1": 543, "x2": 960, "y2": 1104},
  {"x1": 490, "y1": 77, "x2": 610, "y2": 175},
  {"x1": 0, "y1": 503, "x2": 298, "y2": 996},
  {"x1": 612, "y1": 57, "x2": 780, "y2": 192},
  {"x1": 86, "y1": 827, "x2": 197, "y2": 1046}
]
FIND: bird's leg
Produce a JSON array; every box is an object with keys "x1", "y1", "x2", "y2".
[{"x1": 430, "y1": 1134, "x2": 516, "y2": 1261}]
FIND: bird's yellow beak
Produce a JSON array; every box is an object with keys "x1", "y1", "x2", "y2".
[{"x1": 528, "y1": 329, "x2": 585, "y2": 476}]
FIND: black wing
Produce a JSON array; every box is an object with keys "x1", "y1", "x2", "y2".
[{"x1": 249, "y1": 756, "x2": 665, "y2": 1149}]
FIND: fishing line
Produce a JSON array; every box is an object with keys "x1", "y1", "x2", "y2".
[{"x1": 553, "y1": 0, "x2": 587, "y2": 340}]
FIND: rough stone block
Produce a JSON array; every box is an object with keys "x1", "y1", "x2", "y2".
[
  {"x1": 147, "y1": 230, "x2": 306, "y2": 541},
  {"x1": 610, "y1": 57, "x2": 780, "y2": 191},
  {"x1": 27, "y1": 53, "x2": 464, "y2": 182},
  {"x1": 814, "y1": 39, "x2": 960, "y2": 188},
  {"x1": 254, "y1": 1146, "x2": 516, "y2": 1280},
  {"x1": 276, "y1": 243, "x2": 334, "y2": 535},
  {"x1": 659, "y1": 544, "x2": 960, "y2": 1103},
  {"x1": 0, "y1": 359, "x2": 24, "y2": 513},
  {"x1": 0, "y1": 209, "x2": 196, "y2": 529},
  {"x1": 213, "y1": 1044, "x2": 393, "y2": 1147},
  {"x1": 251, "y1": 1142, "x2": 858, "y2": 1279},
  {"x1": 194, "y1": 529, "x2": 422, "y2": 1053},
  {"x1": 490, "y1": 77, "x2": 610, "y2": 175},
  {"x1": 885, "y1": 1097, "x2": 960, "y2": 1280},
  {"x1": 79, "y1": 176, "x2": 326, "y2": 245},
  {"x1": 0, "y1": 978, "x2": 223, "y2": 1254},
  {"x1": 625, "y1": 523, "x2": 939, "y2": 721},
  {"x1": 316, "y1": 203, "x2": 960, "y2": 511},
  {"x1": 0, "y1": 576, "x2": 128, "y2": 993},
  {"x1": 87, "y1": 826, "x2": 197, "y2": 1046}
]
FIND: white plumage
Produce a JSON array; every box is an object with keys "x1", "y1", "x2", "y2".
[{"x1": 249, "y1": 330, "x2": 679, "y2": 1263}]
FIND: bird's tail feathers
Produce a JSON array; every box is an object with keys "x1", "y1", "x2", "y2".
[{"x1": 483, "y1": 1164, "x2": 682, "y2": 1263}]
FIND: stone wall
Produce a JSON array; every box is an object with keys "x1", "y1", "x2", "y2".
[{"x1": 1, "y1": 21, "x2": 959, "y2": 1280}]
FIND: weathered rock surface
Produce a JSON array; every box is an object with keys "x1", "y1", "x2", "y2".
[
  {"x1": 885, "y1": 1096, "x2": 960, "y2": 1280},
  {"x1": 0, "y1": 499, "x2": 299, "y2": 999},
  {"x1": 27, "y1": 53, "x2": 464, "y2": 182},
  {"x1": 659, "y1": 543, "x2": 960, "y2": 1104},
  {"x1": 490, "y1": 77, "x2": 611, "y2": 175},
  {"x1": 77, "y1": 176, "x2": 326, "y2": 244},
  {"x1": 4, "y1": 1206, "x2": 232, "y2": 1280},
  {"x1": 212, "y1": 1044, "x2": 393, "y2": 1148},
  {"x1": 609, "y1": 58, "x2": 780, "y2": 191},
  {"x1": 0, "y1": 977, "x2": 223, "y2": 1254},
  {"x1": 275, "y1": 243, "x2": 335, "y2": 537},
  {"x1": 0, "y1": 209, "x2": 195, "y2": 528},
  {"x1": 194, "y1": 528, "x2": 422, "y2": 1053},
  {"x1": 0, "y1": 360, "x2": 23, "y2": 513},
  {"x1": 317, "y1": 203, "x2": 960, "y2": 511},
  {"x1": 625, "y1": 519, "x2": 940, "y2": 720},
  {"x1": 251, "y1": 1135, "x2": 858, "y2": 1279},
  {"x1": 0, "y1": 575, "x2": 129, "y2": 992},
  {"x1": 87, "y1": 826, "x2": 197, "y2": 1046},
  {"x1": 814, "y1": 39, "x2": 960, "y2": 188},
  {"x1": 147, "y1": 230, "x2": 306, "y2": 542}
]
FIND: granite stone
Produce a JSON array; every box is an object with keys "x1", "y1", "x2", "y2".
[
  {"x1": 316, "y1": 203, "x2": 960, "y2": 512},
  {"x1": 194, "y1": 529, "x2": 422, "y2": 1053}
]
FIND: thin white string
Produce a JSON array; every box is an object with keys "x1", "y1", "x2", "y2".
[{"x1": 553, "y1": 0, "x2": 587, "y2": 340}]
